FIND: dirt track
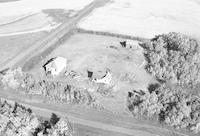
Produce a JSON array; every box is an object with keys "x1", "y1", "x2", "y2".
[
  {"x1": 0, "y1": 88, "x2": 193, "y2": 136},
  {"x1": 0, "y1": 0, "x2": 197, "y2": 136},
  {"x1": 0, "y1": 0, "x2": 109, "y2": 71}
]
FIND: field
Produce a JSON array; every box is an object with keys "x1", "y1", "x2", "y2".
[
  {"x1": 0, "y1": 32, "x2": 47, "y2": 65},
  {"x1": 78, "y1": 0, "x2": 200, "y2": 39},
  {"x1": 0, "y1": 12, "x2": 59, "y2": 36},
  {"x1": 0, "y1": 0, "x2": 96, "y2": 69},
  {"x1": 0, "y1": 0, "x2": 94, "y2": 36},
  {"x1": 0, "y1": 0, "x2": 94, "y2": 18}
]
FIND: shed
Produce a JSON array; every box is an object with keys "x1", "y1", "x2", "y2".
[
  {"x1": 93, "y1": 70, "x2": 112, "y2": 84},
  {"x1": 43, "y1": 57, "x2": 67, "y2": 76}
]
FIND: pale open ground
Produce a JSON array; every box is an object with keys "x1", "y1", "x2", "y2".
[
  {"x1": 29, "y1": 33, "x2": 155, "y2": 113},
  {"x1": 0, "y1": 12, "x2": 59, "y2": 36},
  {"x1": 0, "y1": 0, "x2": 94, "y2": 35},
  {"x1": 0, "y1": 32, "x2": 47, "y2": 65},
  {"x1": 0, "y1": 0, "x2": 94, "y2": 18},
  {"x1": 78, "y1": 0, "x2": 200, "y2": 39}
]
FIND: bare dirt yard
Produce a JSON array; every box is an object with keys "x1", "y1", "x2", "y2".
[{"x1": 27, "y1": 33, "x2": 155, "y2": 114}]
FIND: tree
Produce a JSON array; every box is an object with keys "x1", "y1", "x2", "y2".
[
  {"x1": 141, "y1": 32, "x2": 200, "y2": 87},
  {"x1": 50, "y1": 113, "x2": 60, "y2": 126}
]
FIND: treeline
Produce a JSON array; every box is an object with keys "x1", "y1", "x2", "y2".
[{"x1": 1, "y1": 68, "x2": 94, "y2": 105}]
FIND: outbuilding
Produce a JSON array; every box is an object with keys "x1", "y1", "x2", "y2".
[
  {"x1": 43, "y1": 57, "x2": 67, "y2": 76},
  {"x1": 93, "y1": 70, "x2": 112, "y2": 84}
]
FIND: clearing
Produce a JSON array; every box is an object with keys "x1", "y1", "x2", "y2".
[{"x1": 27, "y1": 33, "x2": 155, "y2": 113}]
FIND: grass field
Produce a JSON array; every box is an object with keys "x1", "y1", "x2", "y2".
[{"x1": 0, "y1": 32, "x2": 47, "y2": 65}]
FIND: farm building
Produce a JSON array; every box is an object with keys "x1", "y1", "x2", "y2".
[
  {"x1": 43, "y1": 57, "x2": 67, "y2": 76},
  {"x1": 93, "y1": 70, "x2": 112, "y2": 84}
]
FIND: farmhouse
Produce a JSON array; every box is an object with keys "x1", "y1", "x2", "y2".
[{"x1": 43, "y1": 57, "x2": 67, "y2": 76}]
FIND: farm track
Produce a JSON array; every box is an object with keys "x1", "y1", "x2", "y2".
[
  {"x1": 0, "y1": 0, "x2": 195, "y2": 135},
  {"x1": 0, "y1": 0, "x2": 110, "y2": 71},
  {"x1": 0, "y1": 89, "x2": 192, "y2": 136},
  {"x1": 0, "y1": 13, "x2": 36, "y2": 26}
]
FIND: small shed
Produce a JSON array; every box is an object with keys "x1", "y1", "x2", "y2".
[
  {"x1": 120, "y1": 40, "x2": 139, "y2": 49},
  {"x1": 87, "y1": 70, "x2": 93, "y2": 78},
  {"x1": 93, "y1": 70, "x2": 112, "y2": 84},
  {"x1": 43, "y1": 57, "x2": 67, "y2": 76}
]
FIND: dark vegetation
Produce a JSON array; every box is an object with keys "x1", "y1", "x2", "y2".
[
  {"x1": 0, "y1": 99, "x2": 73, "y2": 136},
  {"x1": 128, "y1": 84, "x2": 200, "y2": 133},
  {"x1": 0, "y1": 68, "x2": 94, "y2": 105},
  {"x1": 22, "y1": 74, "x2": 94, "y2": 105},
  {"x1": 127, "y1": 32, "x2": 200, "y2": 133},
  {"x1": 141, "y1": 32, "x2": 200, "y2": 87}
]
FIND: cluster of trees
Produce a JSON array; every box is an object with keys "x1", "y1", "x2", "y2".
[
  {"x1": 1, "y1": 67, "x2": 23, "y2": 89},
  {"x1": 141, "y1": 32, "x2": 200, "y2": 87},
  {"x1": 127, "y1": 84, "x2": 200, "y2": 133},
  {"x1": 1, "y1": 70, "x2": 94, "y2": 105},
  {"x1": 130, "y1": 32, "x2": 200, "y2": 133},
  {"x1": 34, "y1": 113, "x2": 73, "y2": 136},
  {"x1": 22, "y1": 74, "x2": 94, "y2": 105},
  {"x1": 0, "y1": 100, "x2": 73, "y2": 136}
]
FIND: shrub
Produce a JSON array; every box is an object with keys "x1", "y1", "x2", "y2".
[{"x1": 127, "y1": 90, "x2": 162, "y2": 117}]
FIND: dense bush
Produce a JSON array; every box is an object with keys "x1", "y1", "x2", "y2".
[
  {"x1": 127, "y1": 90, "x2": 162, "y2": 117},
  {"x1": 1, "y1": 70, "x2": 94, "y2": 105},
  {"x1": 128, "y1": 84, "x2": 200, "y2": 133},
  {"x1": 141, "y1": 32, "x2": 200, "y2": 87},
  {"x1": 0, "y1": 100, "x2": 73, "y2": 136}
]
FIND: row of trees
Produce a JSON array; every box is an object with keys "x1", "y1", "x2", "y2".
[{"x1": 1, "y1": 70, "x2": 94, "y2": 105}]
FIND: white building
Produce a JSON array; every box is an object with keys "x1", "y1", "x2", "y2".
[{"x1": 43, "y1": 57, "x2": 67, "y2": 76}]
